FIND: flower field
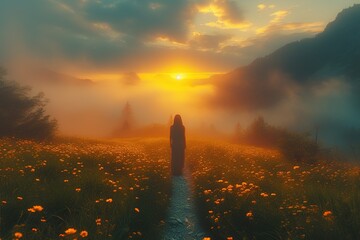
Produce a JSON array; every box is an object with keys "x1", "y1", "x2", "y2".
[
  {"x1": 0, "y1": 138, "x2": 171, "y2": 240},
  {"x1": 1, "y1": 138, "x2": 360, "y2": 240},
  {"x1": 186, "y1": 141, "x2": 360, "y2": 240}
]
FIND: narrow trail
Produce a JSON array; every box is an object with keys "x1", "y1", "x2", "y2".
[{"x1": 162, "y1": 171, "x2": 207, "y2": 240}]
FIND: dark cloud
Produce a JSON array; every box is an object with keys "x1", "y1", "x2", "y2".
[
  {"x1": 84, "y1": 0, "x2": 197, "y2": 43},
  {"x1": 215, "y1": 0, "x2": 244, "y2": 24},
  {"x1": 0, "y1": 1, "x2": 118, "y2": 62}
]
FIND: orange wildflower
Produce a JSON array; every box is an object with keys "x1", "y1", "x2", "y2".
[
  {"x1": 323, "y1": 211, "x2": 333, "y2": 217},
  {"x1": 246, "y1": 211, "x2": 253, "y2": 217},
  {"x1": 65, "y1": 228, "x2": 77, "y2": 235},
  {"x1": 80, "y1": 230, "x2": 89, "y2": 238},
  {"x1": 14, "y1": 232, "x2": 23, "y2": 239}
]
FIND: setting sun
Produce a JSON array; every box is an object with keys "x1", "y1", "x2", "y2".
[{"x1": 175, "y1": 74, "x2": 183, "y2": 80}]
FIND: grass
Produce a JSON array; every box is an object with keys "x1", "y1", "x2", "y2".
[
  {"x1": 186, "y1": 141, "x2": 360, "y2": 240},
  {"x1": 1, "y1": 138, "x2": 360, "y2": 240},
  {"x1": 0, "y1": 138, "x2": 171, "y2": 240}
]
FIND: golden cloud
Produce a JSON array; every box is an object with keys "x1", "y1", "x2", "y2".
[
  {"x1": 270, "y1": 10, "x2": 290, "y2": 23},
  {"x1": 206, "y1": 20, "x2": 252, "y2": 30},
  {"x1": 257, "y1": 4, "x2": 266, "y2": 10},
  {"x1": 197, "y1": 0, "x2": 250, "y2": 29}
]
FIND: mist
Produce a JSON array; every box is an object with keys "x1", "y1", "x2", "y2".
[{"x1": 5, "y1": 66, "x2": 222, "y2": 137}]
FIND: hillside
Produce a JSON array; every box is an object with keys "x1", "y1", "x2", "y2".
[{"x1": 213, "y1": 4, "x2": 360, "y2": 110}]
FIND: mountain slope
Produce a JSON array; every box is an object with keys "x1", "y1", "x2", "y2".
[{"x1": 213, "y1": 4, "x2": 360, "y2": 110}]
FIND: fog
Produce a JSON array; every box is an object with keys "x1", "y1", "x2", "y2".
[
  {"x1": 4, "y1": 62, "x2": 359, "y2": 152},
  {"x1": 6, "y1": 66, "x2": 219, "y2": 137}
]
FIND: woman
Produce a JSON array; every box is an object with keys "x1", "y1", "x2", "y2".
[{"x1": 170, "y1": 114, "x2": 186, "y2": 176}]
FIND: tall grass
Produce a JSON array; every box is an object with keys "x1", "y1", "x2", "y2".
[
  {"x1": 2, "y1": 138, "x2": 359, "y2": 240},
  {"x1": 0, "y1": 138, "x2": 171, "y2": 240},
  {"x1": 186, "y1": 141, "x2": 360, "y2": 240}
]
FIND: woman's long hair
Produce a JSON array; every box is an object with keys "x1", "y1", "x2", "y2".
[{"x1": 172, "y1": 114, "x2": 183, "y2": 127}]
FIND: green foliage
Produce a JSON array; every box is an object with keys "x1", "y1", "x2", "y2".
[{"x1": 0, "y1": 67, "x2": 57, "y2": 140}]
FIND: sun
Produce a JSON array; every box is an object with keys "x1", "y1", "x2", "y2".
[{"x1": 175, "y1": 74, "x2": 183, "y2": 80}]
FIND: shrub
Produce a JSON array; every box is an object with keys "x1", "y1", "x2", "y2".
[
  {"x1": 279, "y1": 131, "x2": 319, "y2": 162},
  {"x1": 238, "y1": 116, "x2": 284, "y2": 147},
  {"x1": 234, "y1": 116, "x2": 319, "y2": 162}
]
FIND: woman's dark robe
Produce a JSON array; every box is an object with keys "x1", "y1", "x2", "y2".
[{"x1": 170, "y1": 125, "x2": 186, "y2": 175}]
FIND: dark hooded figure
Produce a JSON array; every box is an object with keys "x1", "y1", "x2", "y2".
[{"x1": 170, "y1": 114, "x2": 186, "y2": 175}]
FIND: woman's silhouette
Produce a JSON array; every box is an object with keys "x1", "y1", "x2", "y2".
[{"x1": 170, "y1": 114, "x2": 186, "y2": 176}]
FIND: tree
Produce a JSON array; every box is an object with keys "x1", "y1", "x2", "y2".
[
  {"x1": 113, "y1": 102, "x2": 136, "y2": 137},
  {"x1": 233, "y1": 121, "x2": 243, "y2": 141},
  {"x1": 0, "y1": 68, "x2": 57, "y2": 140},
  {"x1": 120, "y1": 101, "x2": 135, "y2": 131},
  {"x1": 244, "y1": 116, "x2": 275, "y2": 146}
]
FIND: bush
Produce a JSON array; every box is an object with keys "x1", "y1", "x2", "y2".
[
  {"x1": 279, "y1": 132, "x2": 319, "y2": 162},
  {"x1": 0, "y1": 67, "x2": 57, "y2": 140},
  {"x1": 235, "y1": 116, "x2": 319, "y2": 162},
  {"x1": 239, "y1": 116, "x2": 284, "y2": 147}
]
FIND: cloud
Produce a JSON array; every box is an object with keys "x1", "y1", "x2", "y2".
[
  {"x1": 84, "y1": 0, "x2": 197, "y2": 43},
  {"x1": 257, "y1": 4, "x2": 275, "y2": 11},
  {"x1": 205, "y1": 21, "x2": 252, "y2": 30},
  {"x1": 189, "y1": 33, "x2": 232, "y2": 50},
  {"x1": 281, "y1": 22, "x2": 325, "y2": 32},
  {"x1": 257, "y1": 4, "x2": 266, "y2": 11},
  {"x1": 0, "y1": 0, "x2": 252, "y2": 73},
  {"x1": 197, "y1": 0, "x2": 251, "y2": 29},
  {"x1": 271, "y1": 10, "x2": 290, "y2": 23},
  {"x1": 0, "y1": 0, "x2": 324, "y2": 76},
  {"x1": 256, "y1": 9, "x2": 324, "y2": 35}
]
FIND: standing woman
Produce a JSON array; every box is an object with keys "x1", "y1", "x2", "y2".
[{"x1": 170, "y1": 114, "x2": 186, "y2": 176}]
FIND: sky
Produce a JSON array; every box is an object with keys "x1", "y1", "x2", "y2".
[
  {"x1": 1, "y1": 0, "x2": 360, "y2": 76},
  {"x1": 1, "y1": 0, "x2": 360, "y2": 137}
]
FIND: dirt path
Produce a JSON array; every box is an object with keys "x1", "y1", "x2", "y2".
[{"x1": 162, "y1": 171, "x2": 207, "y2": 240}]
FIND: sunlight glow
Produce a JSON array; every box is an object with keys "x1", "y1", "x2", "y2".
[{"x1": 175, "y1": 74, "x2": 183, "y2": 80}]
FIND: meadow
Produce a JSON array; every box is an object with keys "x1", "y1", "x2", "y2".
[
  {"x1": 0, "y1": 138, "x2": 171, "y2": 240},
  {"x1": 1, "y1": 138, "x2": 360, "y2": 240},
  {"x1": 186, "y1": 141, "x2": 360, "y2": 240}
]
